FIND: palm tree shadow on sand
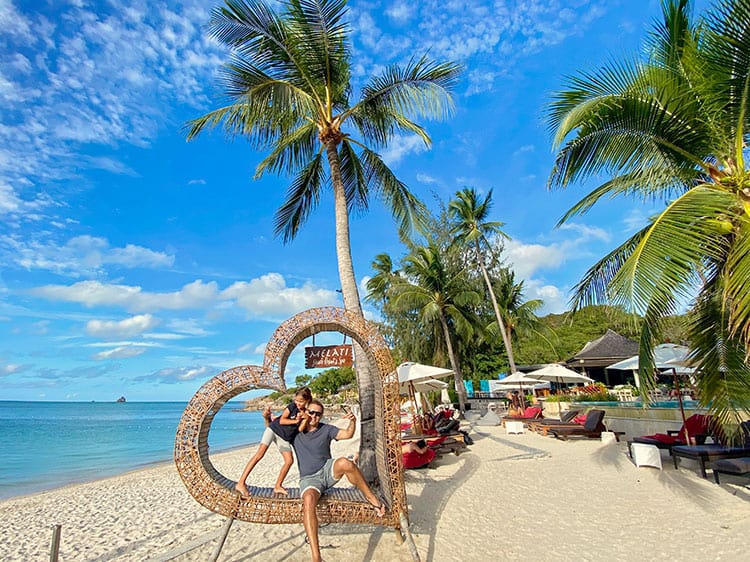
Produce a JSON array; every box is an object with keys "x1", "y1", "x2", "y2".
[{"x1": 590, "y1": 442, "x2": 731, "y2": 509}]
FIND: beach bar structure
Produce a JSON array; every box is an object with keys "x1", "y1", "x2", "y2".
[{"x1": 566, "y1": 329, "x2": 639, "y2": 386}]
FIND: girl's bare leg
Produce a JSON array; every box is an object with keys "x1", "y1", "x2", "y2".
[
  {"x1": 235, "y1": 443, "x2": 270, "y2": 498},
  {"x1": 273, "y1": 450, "x2": 294, "y2": 495}
]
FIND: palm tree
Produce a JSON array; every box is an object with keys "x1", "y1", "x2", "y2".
[
  {"x1": 187, "y1": 0, "x2": 459, "y2": 318},
  {"x1": 186, "y1": 0, "x2": 460, "y2": 476},
  {"x1": 493, "y1": 269, "x2": 544, "y2": 350},
  {"x1": 448, "y1": 188, "x2": 516, "y2": 370},
  {"x1": 546, "y1": 0, "x2": 750, "y2": 436},
  {"x1": 391, "y1": 243, "x2": 480, "y2": 412}
]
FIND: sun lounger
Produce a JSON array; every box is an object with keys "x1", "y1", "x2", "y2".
[
  {"x1": 672, "y1": 421, "x2": 750, "y2": 478},
  {"x1": 501, "y1": 407, "x2": 542, "y2": 426},
  {"x1": 527, "y1": 410, "x2": 581, "y2": 434},
  {"x1": 628, "y1": 414, "x2": 711, "y2": 456},
  {"x1": 712, "y1": 457, "x2": 750, "y2": 484},
  {"x1": 549, "y1": 409, "x2": 607, "y2": 441}
]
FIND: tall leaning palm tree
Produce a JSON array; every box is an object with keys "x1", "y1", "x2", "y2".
[
  {"x1": 547, "y1": 0, "x2": 750, "y2": 437},
  {"x1": 188, "y1": 0, "x2": 459, "y2": 319},
  {"x1": 392, "y1": 244, "x2": 480, "y2": 412},
  {"x1": 448, "y1": 188, "x2": 516, "y2": 371},
  {"x1": 187, "y1": 0, "x2": 460, "y2": 477}
]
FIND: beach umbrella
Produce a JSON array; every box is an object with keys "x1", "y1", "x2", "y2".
[
  {"x1": 496, "y1": 372, "x2": 545, "y2": 408},
  {"x1": 397, "y1": 362, "x2": 453, "y2": 434},
  {"x1": 527, "y1": 364, "x2": 593, "y2": 387}
]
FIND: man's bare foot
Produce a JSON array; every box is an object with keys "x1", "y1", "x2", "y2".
[
  {"x1": 273, "y1": 486, "x2": 289, "y2": 496},
  {"x1": 235, "y1": 483, "x2": 251, "y2": 499},
  {"x1": 368, "y1": 498, "x2": 385, "y2": 517}
]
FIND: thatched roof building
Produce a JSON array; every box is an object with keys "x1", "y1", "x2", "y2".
[{"x1": 566, "y1": 329, "x2": 639, "y2": 386}]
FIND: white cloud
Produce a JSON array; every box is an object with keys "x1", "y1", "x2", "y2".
[
  {"x1": 1, "y1": 363, "x2": 26, "y2": 376},
  {"x1": 92, "y1": 345, "x2": 148, "y2": 360},
  {"x1": 523, "y1": 280, "x2": 569, "y2": 315},
  {"x1": 380, "y1": 135, "x2": 428, "y2": 167},
  {"x1": 350, "y1": 1, "x2": 609, "y2": 94},
  {"x1": 6, "y1": 234, "x2": 174, "y2": 276},
  {"x1": 143, "y1": 365, "x2": 214, "y2": 383},
  {"x1": 30, "y1": 279, "x2": 219, "y2": 312},
  {"x1": 385, "y1": 1, "x2": 415, "y2": 23},
  {"x1": 0, "y1": 1, "x2": 223, "y2": 221},
  {"x1": 29, "y1": 273, "x2": 336, "y2": 318},
  {"x1": 556, "y1": 222, "x2": 610, "y2": 242},
  {"x1": 416, "y1": 173, "x2": 438, "y2": 184},
  {"x1": 504, "y1": 239, "x2": 567, "y2": 280},
  {"x1": 513, "y1": 144, "x2": 535, "y2": 156},
  {"x1": 222, "y1": 273, "x2": 338, "y2": 317},
  {"x1": 86, "y1": 313, "x2": 160, "y2": 338}
]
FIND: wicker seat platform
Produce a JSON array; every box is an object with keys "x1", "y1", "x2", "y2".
[
  {"x1": 174, "y1": 307, "x2": 407, "y2": 532},
  {"x1": 229, "y1": 486, "x2": 388, "y2": 525}
]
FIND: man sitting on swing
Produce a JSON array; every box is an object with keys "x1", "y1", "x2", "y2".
[{"x1": 293, "y1": 399, "x2": 385, "y2": 562}]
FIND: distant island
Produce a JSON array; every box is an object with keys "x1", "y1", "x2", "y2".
[{"x1": 116, "y1": 396, "x2": 126, "y2": 403}]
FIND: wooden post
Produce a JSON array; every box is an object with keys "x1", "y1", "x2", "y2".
[
  {"x1": 208, "y1": 517, "x2": 234, "y2": 562},
  {"x1": 399, "y1": 512, "x2": 421, "y2": 562},
  {"x1": 49, "y1": 524, "x2": 61, "y2": 562}
]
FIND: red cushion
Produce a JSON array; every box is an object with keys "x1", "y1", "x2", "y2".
[
  {"x1": 402, "y1": 448, "x2": 436, "y2": 469},
  {"x1": 640, "y1": 433, "x2": 678, "y2": 444},
  {"x1": 573, "y1": 414, "x2": 587, "y2": 424},
  {"x1": 522, "y1": 407, "x2": 542, "y2": 418},
  {"x1": 685, "y1": 414, "x2": 710, "y2": 435}
]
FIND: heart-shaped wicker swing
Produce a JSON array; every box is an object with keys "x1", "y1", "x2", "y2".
[{"x1": 174, "y1": 306, "x2": 407, "y2": 535}]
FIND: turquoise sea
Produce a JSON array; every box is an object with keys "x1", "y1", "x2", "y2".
[{"x1": 0, "y1": 401, "x2": 267, "y2": 500}]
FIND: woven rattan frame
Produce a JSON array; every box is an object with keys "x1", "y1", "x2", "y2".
[{"x1": 174, "y1": 307, "x2": 405, "y2": 528}]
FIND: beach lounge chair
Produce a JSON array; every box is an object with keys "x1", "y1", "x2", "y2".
[
  {"x1": 628, "y1": 414, "x2": 712, "y2": 457},
  {"x1": 501, "y1": 406, "x2": 543, "y2": 426},
  {"x1": 549, "y1": 409, "x2": 607, "y2": 441},
  {"x1": 712, "y1": 457, "x2": 750, "y2": 484},
  {"x1": 527, "y1": 410, "x2": 581, "y2": 434},
  {"x1": 672, "y1": 421, "x2": 750, "y2": 478}
]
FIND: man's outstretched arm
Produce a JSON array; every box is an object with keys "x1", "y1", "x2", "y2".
[{"x1": 336, "y1": 412, "x2": 356, "y2": 440}]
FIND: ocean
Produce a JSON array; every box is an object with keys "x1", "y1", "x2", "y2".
[{"x1": 0, "y1": 401, "x2": 267, "y2": 500}]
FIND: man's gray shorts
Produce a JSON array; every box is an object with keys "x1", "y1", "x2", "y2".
[
  {"x1": 299, "y1": 458, "x2": 340, "y2": 496},
  {"x1": 260, "y1": 426, "x2": 293, "y2": 453}
]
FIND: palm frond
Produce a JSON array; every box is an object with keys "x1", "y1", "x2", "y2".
[
  {"x1": 273, "y1": 153, "x2": 325, "y2": 242},
  {"x1": 703, "y1": 0, "x2": 750, "y2": 167},
  {"x1": 688, "y1": 275, "x2": 750, "y2": 442},
  {"x1": 359, "y1": 148, "x2": 429, "y2": 239},
  {"x1": 255, "y1": 122, "x2": 319, "y2": 178},
  {"x1": 608, "y1": 186, "x2": 733, "y2": 314},
  {"x1": 556, "y1": 167, "x2": 692, "y2": 224},
  {"x1": 286, "y1": 0, "x2": 351, "y2": 109},
  {"x1": 337, "y1": 140, "x2": 368, "y2": 212},
  {"x1": 723, "y1": 215, "x2": 750, "y2": 342},
  {"x1": 346, "y1": 56, "x2": 460, "y2": 141}
]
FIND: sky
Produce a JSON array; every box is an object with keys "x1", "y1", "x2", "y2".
[{"x1": 0, "y1": 0, "x2": 710, "y2": 401}]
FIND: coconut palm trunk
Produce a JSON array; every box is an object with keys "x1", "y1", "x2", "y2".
[
  {"x1": 439, "y1": 314, "x2": 467, "y2": 412},
  {"x1": 475, "y1": 240, "x2": 517, "y2": 373},
  {"x1": 325, "y1": 141, "x2": 377, "y2": 482}
]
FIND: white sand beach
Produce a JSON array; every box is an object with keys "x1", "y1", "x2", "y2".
[{"x1": 2, "y1": 422, "x2": 750, "y2": 561}]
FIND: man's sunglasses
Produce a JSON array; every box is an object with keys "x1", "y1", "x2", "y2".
[{"x1": 308, "y1": 410, "x2": 323, "y2": 417}]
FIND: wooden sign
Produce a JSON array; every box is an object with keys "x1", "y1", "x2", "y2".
[{"x1": 304, "y1": 345, "x2": 353, "y2": 368}]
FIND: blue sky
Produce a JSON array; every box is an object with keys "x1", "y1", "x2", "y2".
[{"x1": 0, "y1": 0, "x2": 708, "y2": 401}]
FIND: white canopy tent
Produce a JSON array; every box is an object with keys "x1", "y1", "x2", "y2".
[{"x1": 606, "y1": 344, "x2": 693, "y2": 387}]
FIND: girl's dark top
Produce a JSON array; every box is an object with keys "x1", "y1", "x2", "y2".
[{"x1": 270, "y1": 401, "x2": 301, "y2": 442}]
